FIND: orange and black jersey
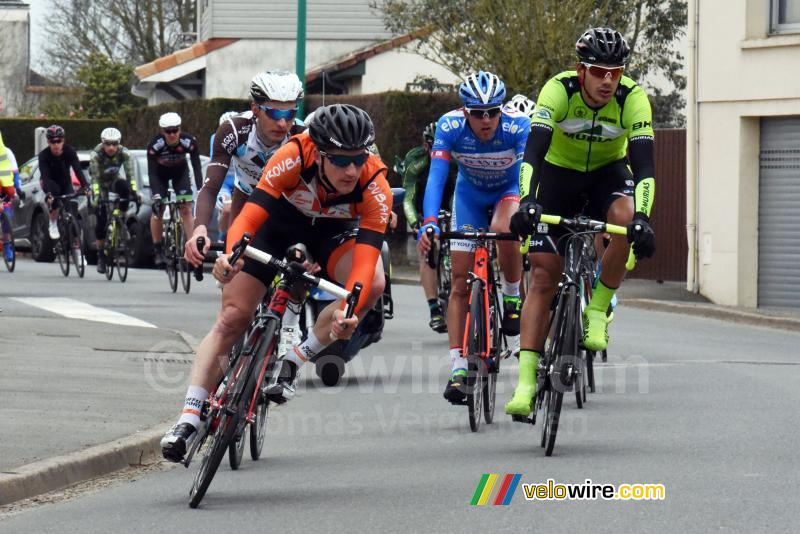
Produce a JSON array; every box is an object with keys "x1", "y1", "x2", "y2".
[{"x1": 228, "y1": 132, "x2": 392, "y2": 313}]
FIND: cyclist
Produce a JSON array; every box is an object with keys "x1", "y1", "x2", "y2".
[
  {"x1": 1, "y1": 133, "x2": 26, "y2": 262},
  {"x1": 185, "y1": 69, "x2": 305, "y2": 265},
  {"x1": 161, "y1": 104, "x2": 391, "y2": 462},
  {"x1": 89, "y1": 127, "x2": 139, "y2": 274},
  {"x1": 505, "y1": 27, "x2": 657, "y2": 416},
  {"x1": 401, "y1": 122, "x2": 457, "y2": 333},
  {"x1": 38, "y1": 125, "x2": 89, "y2": 240},
  {"x1": 147, "y1": 112, "x2": 202, "y2": 267},
  {"x1": 417, "y1": 71, "x2": 530, "y2": 404},
  {"x1": 209, "y1": 111, "x2": 239, "y2": 244},
  {"x1": 504, "y1": 94, "x2": 536, "y2": 119}
]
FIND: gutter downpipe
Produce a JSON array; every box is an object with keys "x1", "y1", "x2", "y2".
[{"x1": 686, "y1": 0, "x2": 700, "y2": 293}]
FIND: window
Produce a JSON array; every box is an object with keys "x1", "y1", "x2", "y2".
[{"x1": 771, "y1": 0, "x2": 800, "y2": 33}]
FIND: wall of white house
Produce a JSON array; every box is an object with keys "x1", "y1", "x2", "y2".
[
  {"x1": 693, "y1": 0, "x2": 800, "y2": 306},
  {"x1": 359, "y1": 49, "x2": 461, "y2": 94},
  {"x1": 203, "y1": 38, "x2": 378, "y2": 99}
]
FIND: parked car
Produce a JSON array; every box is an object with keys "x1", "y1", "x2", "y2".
[{"x1": 11, "y1": 150, "x2": 211, "y2": 267}]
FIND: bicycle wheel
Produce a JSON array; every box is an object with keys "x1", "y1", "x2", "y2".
[
  {"x1": 116, "y1": 221, "x2": 130, "y2": 283},
  {"x1": 2, "y1": 214, "x2": 15, "y2": 272},
  {"x1": 483, "y1": 288, "x2": 502, "y2": 424},
  {"x1": 436, "y1": 243, "x2": 451, "y2": 316},
  {"x1": 164, "y1": 221, "x2": 178, "y2": 292},
  {"x1": 544, "y1": 286, "x2": 579, "y2": 456},
  {"x1": 228, "y1": 423, "x2": 247, "y2": 470},
  {"x1": 56, "y1": 219, "x2": 70, "y2": 277},
  {"x1": 586, "y1": 349, "x2": 596, "y2": 393},
  {"x1": 178, "y1": 226, "x2": 191, "y2": 293},
  {"x1": 465, "y1": 282, "x2": 486, "y2": 432},
  {"x1": 69, "y1": 217, "x2": 85, "y2": 278},
  {"x1": 188, "y1": 410, "x2": 238, "y2": 508},
  {"x1": 250, "y1": 331, "x2": 278, "y2": 460}
]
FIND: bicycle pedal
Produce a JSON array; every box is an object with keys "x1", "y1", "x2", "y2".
[{"x1": 511, "y1": 414, "x2": 535, "y2": 425}]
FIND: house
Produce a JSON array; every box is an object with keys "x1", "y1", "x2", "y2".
[
  {"x1": 686, "y1": 0, "x2": 800, "y2": 308},
  {"x1": 132, "y1": 0, "x2": 460, "y2": 104}
]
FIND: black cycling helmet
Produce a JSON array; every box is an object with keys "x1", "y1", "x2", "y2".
[
  {"x1": 308, "y1": 104, "x2": 375, "y2": 151},
  {"x1": 422, "y1": 122, "x2": 436, "y2": 144},
  {"x1": 46, "y1": 124, "x2": 65, "y2": 140},
  {"x1": 576, "y1": 27, "x2": 630, "y2": 66}
]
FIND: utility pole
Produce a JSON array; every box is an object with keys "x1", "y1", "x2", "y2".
[{"x1": 296, "y1": 0, "x2": 307, "y2": 118}]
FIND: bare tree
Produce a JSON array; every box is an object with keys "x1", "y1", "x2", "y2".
[
  {"x1": 375, "y1": 0, "x2": 686, "y2": 127},
  {"x1": 42, "y1": 0, "x2": 197, "y2": 84}
]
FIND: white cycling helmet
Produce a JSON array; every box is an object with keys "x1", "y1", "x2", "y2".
[
  {"x1": 218, "y1": 111, "x2": 239, "y2": 126},
  {"x1": 159, "y1": 112, "x2": 182, "y2": 128},
  {"x1": 250, "y1": 69, "x2": 304, "y2": 102},
  {"x1": 504, "y1": 94, "x2": 535, "y2": 118},
  {"x1": 100, "y1": 127, "x2": 122, "y2": 143}
]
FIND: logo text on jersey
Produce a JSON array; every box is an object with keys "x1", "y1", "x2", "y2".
[
  {"x1": 265, "y1": 155, "x2": 302, "y2": 184},
  {"x1": 367, "y1": 181, "x2": 390, "y2": 225}
]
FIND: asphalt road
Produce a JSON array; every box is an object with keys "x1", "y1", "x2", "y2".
[{"x1": 2, "y1": 257, "x2": 800, "y2": 532}]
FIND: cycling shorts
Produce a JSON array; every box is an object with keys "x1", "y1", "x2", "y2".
[
  {"x1": 529, "y1": 158, "x2": 633, "y2": 255},
  {"x1": 150, "y1": 165, "x2": 193, "y2": 202},
  {"x1": 240, "y1": 196, "x2": 360, "y2": 287},
  {"x1": 450, "y1": 178, "x2": 519, "y2": 252}
]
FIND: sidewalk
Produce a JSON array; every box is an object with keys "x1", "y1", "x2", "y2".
[
  {"x1": 393, "y1": 265, "x2": 800, "y2": 332},
  {"x1": 0, "y1": 314, "x2": 191, "y2": 505}
]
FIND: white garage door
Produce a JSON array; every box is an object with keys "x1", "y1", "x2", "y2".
[{"x1": 759, "y1": 116, "x2": 800, "y2": 308}]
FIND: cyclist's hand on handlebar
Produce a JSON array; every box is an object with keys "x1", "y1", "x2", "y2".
[
  {"x1": 185, "y1": 229, "x2": 209, "y2": 267},
  {"x1": 303, "y1": 260, "x2": 321, "y2": 274},
  {"x1": 212, "y1": 253, "x2": 243, "y2": 284},
  {"x1": 510, "y1": 198, "x2": 542, "y2": 240},
  {"x1": 416, "y1": 222, "x2": 439, "y2": 255},
  {"x1": 331, "y1": 308, "x2": 358, "y2": 340},
  {"x1": 626, "y1": 213, "x2": 656, "y2": 259}
]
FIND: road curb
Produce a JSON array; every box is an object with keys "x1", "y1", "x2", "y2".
[
  {"x1": 0, "y1": 423, "x2": 170, "y2": 506},
  {"x1": 622, "y1": 299, "x2": 800, "y2": 332}
]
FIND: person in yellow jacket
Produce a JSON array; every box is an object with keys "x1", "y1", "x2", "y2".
[{"x1": 0, "y1": 131, "x2": 26, "y2": 262}]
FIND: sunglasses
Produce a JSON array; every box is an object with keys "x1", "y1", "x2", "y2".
[
  {"x1": 320, "y1": 151, "x2": 369, "y2": 168},
  {"x1": 103, "y1": 141, "x2": 119, "y2": 147},
  {"x1": 581, "y1": 62, "x2": 624, "y2": 81},
  {"x1": 257, "y1": 104, "x2": 298, "y2": 121},
  {"x1": 48, "y1": 138, "x2": 64, "y2": 144},
  {"x1": 465, "y1": 106, "x2": 502, "y2": 119},
  {"x1": 163, "y1": 127, "x2": 180, "y2": 135}
]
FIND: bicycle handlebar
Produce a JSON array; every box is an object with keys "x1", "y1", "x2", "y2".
[
  {"x1": 193, "y1": 236, "x2": 205, "y2": 281},
  {"x1": 520, "y1": 211, "x2": 636, "y2": 270}
]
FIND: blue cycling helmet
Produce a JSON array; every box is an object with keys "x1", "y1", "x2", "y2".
[{"x1": 459, "y1": 71, "x2": 506, "y2": 108}]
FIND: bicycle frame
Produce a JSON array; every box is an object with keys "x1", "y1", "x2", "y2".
[{"x1": 462, "y1": 242, "x2": 493, "y2": 360}]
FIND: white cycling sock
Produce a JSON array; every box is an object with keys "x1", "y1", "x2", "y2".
[
  {"x1": 450, "y1": 347, "x2": 467, "y2": 373},
  {"x1": 286, "y1": 330, "x2": 326, "y2": 367},
  {"x1": 501, "y1": 279, "x2": 520, "y2": 297},
  {"x1": 177, "y1": 385, "x2": 209, "y2": 429}
]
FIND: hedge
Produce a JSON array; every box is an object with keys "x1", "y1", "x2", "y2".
[
  {"x1": 116, "y1": 93, "x2": 462, "y2": 187},
  {"x1": 1, "y1": 93, "x2": 464, "y2": 186},
  {"x1": 0, "y1": 119, "x2": 109, "y2": 163}
]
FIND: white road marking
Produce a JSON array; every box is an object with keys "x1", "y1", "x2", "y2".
[{"x1": 12, "y1": 297, "x2": 156, "y2": 328}]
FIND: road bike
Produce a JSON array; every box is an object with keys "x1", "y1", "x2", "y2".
[
  {"x1": 51, "y1": 192, "x2": 86, "y2": 278},
  {"x1": 155, "y1": 190, "x2": 192, "y2": 293},
  {"x1": 1, "y1": 192, "x2": 16, "y2": 272},
  {"x1": 184, "y1": 233, "x2": 359, "y2": 508},
  {"x1": 427, "y1": 227, "x2": 514, "y2": 432},
  {"x1": 513, "y1": 214, "x2": 633, "y2": 456},
  {"x1": 101, "y1": 193, "x2": 136, "y2": 282}
]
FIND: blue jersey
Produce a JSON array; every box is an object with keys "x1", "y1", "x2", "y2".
[{"x1": 422, "y1": 108, "x2": 530, "y2": 224}]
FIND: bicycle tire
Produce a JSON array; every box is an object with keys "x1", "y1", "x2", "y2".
[
  {"x1": 70, "y1": 218, "x2": 85, "y2": 278},
  {"x1": 250, "y1": 333, "x2": 278, "y2": 461},
  {"x1": 57, "y1": 218, "x2": 70, "y2": 277},
  {"x1": 164, "y1": 220, "x2": 178, "y2": 292},
  {"x1": 117, "y1": 221, "x2": 129, "y2": 283},
  {"x1": 436, "y1": 242, "x2": 451, "y2": 317},
  {"x1": 188, "y1": 410, "x2": 238, "y2": 508},
  {"x1": 483, "y1": 288, "x2": 502, "y2": 424},
  {"x1": 177, "y1": 225, "x2": 191, "y2": 293},
  {"x1": 545, "y1": 286, "x2": 579, "y2": 456},
  {"x1": 465, "y1": 282, "x2": 486, "y2": 432},
  {"x1": 228, "y1": 424, "x2": 246, "y2": 470},
  {"x1": 2, "y1": 213, "x2": 15, "y2": 272}
]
